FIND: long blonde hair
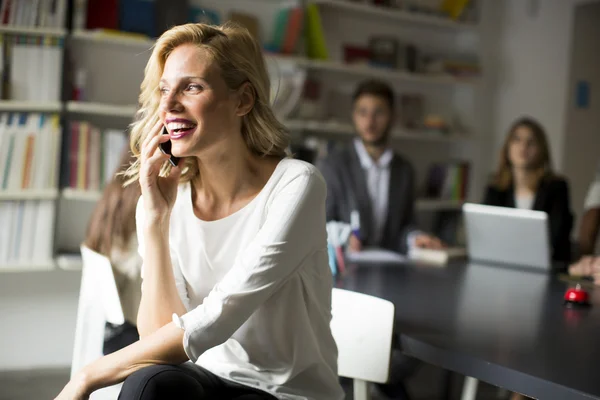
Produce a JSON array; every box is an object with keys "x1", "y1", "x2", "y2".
[{"x1": 125, "y1": 22, "x2": 289, "y2": 183}]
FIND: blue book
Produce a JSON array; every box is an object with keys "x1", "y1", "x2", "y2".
[{"x1": 120, "y1": 0, "x2": 156, "y2": 38}]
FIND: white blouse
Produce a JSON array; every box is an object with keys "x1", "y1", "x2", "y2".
[
  {"x1": 515, "y1": 194, "x2": 534, "y2": 210},
  {"x1": 136, "y1": 159, "x2": 344, "y2": 400}
]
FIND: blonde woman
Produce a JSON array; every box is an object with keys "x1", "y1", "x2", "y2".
[{"x1": 55, "y1": 22, "x2": 344, "y2": 400}]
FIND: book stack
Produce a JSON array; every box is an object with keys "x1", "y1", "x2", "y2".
[
  {"x1": 0, "y1": 111, "x2": 59, "y2": 267},
  {"x1": 1, "y1": 34, "x2": 63, "y2": 101},
  {"x1": 0, "y1": 112, "x2": 61, "y2": 192},
  {"x1": 423, "y1": 161, "x2": 470, "y2": 201},
  {"x1": 265, "y1": 5, "x2": 304, "y2": 55},
  {"x1": 60, "y1": 121, "x2": 128, "y2": 191},
  {"x1": 0, "y1": 198, "x2": 55, "y2": 266},
  {"x1": 0, "y1": 0, "x2": 67, "y2": 29}
]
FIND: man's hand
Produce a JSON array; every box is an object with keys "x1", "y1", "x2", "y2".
[
  {"x1": 348, "y1": 233, "x2": 362, "y2": 253},
  {"x1": 414, "y1": 233, "x2": 444, "y2": 250}
]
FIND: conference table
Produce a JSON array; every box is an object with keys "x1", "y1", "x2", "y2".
[{"x1": 336, "y1": 259, "x2": 600, "y2": 400}]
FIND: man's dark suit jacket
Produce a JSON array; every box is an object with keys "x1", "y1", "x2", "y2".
[
  {"x1": 317, "y1": 143, "x2": 417, "y2": 254},
  {"x1": 483, "y1": 176, "x2": 574, "y2": 263}
]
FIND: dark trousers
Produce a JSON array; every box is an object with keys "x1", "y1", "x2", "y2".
[{"x1": 118, "y1": 364, "x2": 278, "y2": 400}]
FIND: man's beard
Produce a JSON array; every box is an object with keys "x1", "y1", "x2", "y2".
[{"x1": 361, "y1": 126, "x2": 391, "y2": 148}]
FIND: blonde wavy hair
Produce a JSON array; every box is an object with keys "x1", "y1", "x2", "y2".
[{"x1": 125, "y1": 22, "x2": 290, "y2": 184}]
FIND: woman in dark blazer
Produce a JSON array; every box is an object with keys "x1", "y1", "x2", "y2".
[{"x1": 483, "y1": 117, "x2": 573, "y2": 264}]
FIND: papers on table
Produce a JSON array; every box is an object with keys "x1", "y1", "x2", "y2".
[
  {"x1": 346, "y1": 248, "x2": 406, "y2": 264},
  {"x1": 346, "y1": 246, "x2": 467, "y2": 266}
]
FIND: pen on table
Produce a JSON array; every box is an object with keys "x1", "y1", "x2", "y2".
[{"x1": 350, "y1": 210, "x2": 361, "y2": 240}]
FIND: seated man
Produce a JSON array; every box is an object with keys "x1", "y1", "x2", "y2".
[
  {"x1": 318, "y1": 78, "x2": 442, "y2": 255},
  {"x1": 318, "y1": 79, "x2": 442, "y2": 400},
  {"x1": 570, "y1": 162, "x2": 600, "y2": 281}
]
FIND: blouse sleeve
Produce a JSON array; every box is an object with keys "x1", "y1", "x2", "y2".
[
  {"x1": 174, "y1": 168, "x2": 327, "y2": 362},
  {"x1": 135, "y1": 198, "x2": 191, "y2": 310}
]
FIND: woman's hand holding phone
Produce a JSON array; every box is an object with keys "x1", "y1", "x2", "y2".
[{"x1": 139, "y1": 120, "x2": 182, "y2": 227}]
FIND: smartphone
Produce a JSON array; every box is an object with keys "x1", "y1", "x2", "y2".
[{"x1": 159, "y1": 126, "x2": 180, "y2": 167}]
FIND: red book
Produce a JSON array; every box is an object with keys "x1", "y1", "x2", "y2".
[
  {"x1": 281, "y1": 7, "x2": 304, "y2": 54},
  {"x1": 86, "y1": 0, "x2": 119, "y2": 30},
  {"x1": 69, "y1": 122, "x2": 79, "y2": 189}
]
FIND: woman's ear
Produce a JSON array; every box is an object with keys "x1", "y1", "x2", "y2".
[{"x1": 235, "y1": 82, "x2": 255, "y2": 117}]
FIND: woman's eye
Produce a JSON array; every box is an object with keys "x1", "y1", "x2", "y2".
[
  {"x1": 186, "y1": 84, "x2": 202, "y2": 91},
  {"x1": 159, "y1": 87, "x2": 169, "y2": 95}
]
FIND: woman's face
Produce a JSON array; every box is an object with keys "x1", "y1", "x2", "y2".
[
  {"x1": 508, "y1": 126, "x2": 541, "y2": 169},
  {"x1": 158, "y1": 44, "x2": 240, "y2": 157}
]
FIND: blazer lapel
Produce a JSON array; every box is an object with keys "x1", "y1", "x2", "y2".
[
  {"x1": 384, "y1": 156, "x2": 403, "y2": 238},
  {"x1": 506, "y1": 184, "x2": 516, "y2": 208},
  {"x1": 532, "y1": 179, "x2": 547, "y2": 211},
  {"x1": 347, "y1": 144, "x2": 374, "y2": 243}
]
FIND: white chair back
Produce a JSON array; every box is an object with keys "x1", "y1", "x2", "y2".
[
  {"x1": 331, "y1": 288, "x2": 395, "y2": 400},
  {"x1": 71, "y1": 245, "x2": 125, "y2": 399}
]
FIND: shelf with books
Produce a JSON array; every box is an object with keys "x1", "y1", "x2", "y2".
[
  {"x1": 66, "y1": 101, "x2": 137, "y2": 119},
  {"x1": 0, "y1": 25, "x2": 67, "y2": 37},
  {"x1": 56, "y1": 253, "x2": 83, "y2": 271},
  {"x1": 311, "y1": 0, "x2": 477, "y2": 31},
  {"x1": 286, "y1": 119, "x2": 472, "y2": 143},
  {"x1": 0, "y1": 261, "x2": 56, "y2": 273},
  {"x1": 61, "y1": 188, "x2": 102, "y2": 202},
  {"x1": 415, "y1": 199, "x2": 464, "y2": 211},
  {"x1": 302, "y1": 58, "x2": 478, "y2": 87},
  {"x1": 0, "y1": 101, "x2": 62, "y2": 112},
  {"x1": 0, "y1": 189, "x2": 59, "y2": 201},
  {"x1": 71, "y1": 30, "x2": 155, "y2": 49}
]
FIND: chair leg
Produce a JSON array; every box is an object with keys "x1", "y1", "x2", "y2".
[
  {"x1": 442, "y1": 370, "x2": 453, "y2": 400},
  {"x1": 461, "y1": 376, "x2": 479, "y2": 400},
  {"x1": 354, "y1": 379, "x2": 371, "y2": 400}
]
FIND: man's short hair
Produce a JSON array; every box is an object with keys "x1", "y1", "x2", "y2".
[{"x1": 352, "y1": 79, "x2": 394, "y2": 110}]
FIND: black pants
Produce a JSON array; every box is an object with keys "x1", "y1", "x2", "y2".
[{"x1": 118, "y1": 364, "x2": 278, "y2": 400}]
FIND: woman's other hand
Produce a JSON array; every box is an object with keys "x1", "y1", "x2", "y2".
[
  {"x1": 139, "y1": 120, "x2": 182, "y2": 225},
  {"x1": 54, "y1": 372, "x2": 90, "y2": 400}
]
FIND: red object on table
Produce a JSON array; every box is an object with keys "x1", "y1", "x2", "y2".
[{"x1": 564, "y1": 284, "x2": 590, "y2": 307}]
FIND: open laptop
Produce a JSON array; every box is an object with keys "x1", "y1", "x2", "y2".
[{"x1": 462, "y1": 203, "x2": 553, "y2": 270}]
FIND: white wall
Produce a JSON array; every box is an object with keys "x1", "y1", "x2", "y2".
[
  {"x1": 563, "y1": 2, "x2": 600, "y2": 232},
  {"x1": 490, "y1": 0, "x2": 600, "y2": 231},
  {"x1": 491, "y1": 0, "x2": 577, "y2": 172},
  {"x1": 0, "y1": 271, "x2": 80, "y2": 370}
]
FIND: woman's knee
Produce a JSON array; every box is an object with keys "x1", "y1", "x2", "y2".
[{"x1": 118, "y1": 365, "x2": 205, "y2": 400}]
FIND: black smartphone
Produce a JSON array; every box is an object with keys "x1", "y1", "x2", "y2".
[{"x1": 159, "y1": 126, "x2": 180, "y2": 167}]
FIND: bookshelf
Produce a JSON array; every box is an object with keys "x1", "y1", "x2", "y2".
[
  {"x1": 0, "y1": 261, "x2": 56, "y2": 273},
  {"x1": 0, "y1": 101, "x2": 62, "y2": 112},
  {"x1": 0, "y1": 189, "x2": 59, "y2": 201},
  {"x1": 0, "y1": 25, "x2": 67, "y2": 37},
  {"x1": 61, "y1": 188, "x2": 103, "y2": 201},
  {"x1": 71, "y1": 29, "x2": 155, "y2": 49},
  {"x1": 301, "y1": 58, "x2": 479, "y2": 87},
  {"x1": 0, "y1": 0, "x2": 485, "y2": 272},
  {"x1": 66, "y1": 101, "x2": 137, "y2": 118},
  {"x1": 56, "y1": 253, "x2": 83, "y2": 271},
  {"x1": 286, "y1": 119, "x2": 472, "y2": 143},
  {"x1": 311, "y1": 0, "x2": 477, "y2": 31}
]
